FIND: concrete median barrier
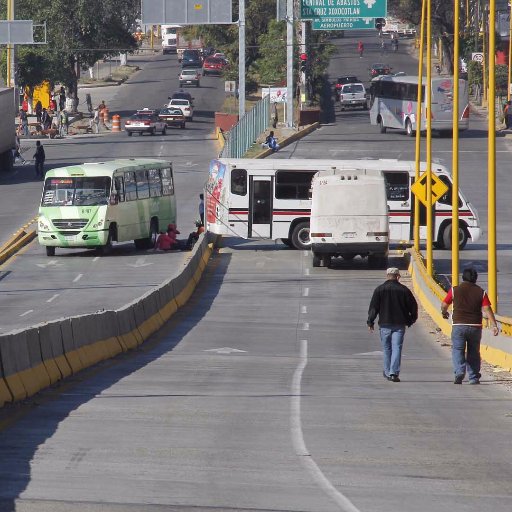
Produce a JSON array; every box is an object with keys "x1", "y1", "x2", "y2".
[
  {"x1": 158, "y1": 279, "x2": 178, "y2": 323},
  {"x1": 60, "y1": 318, "x2": 85, "y2": 373},
  {"x1": 39, "y1": 320, "x2": 73, "y2": 379},
  {"x1": 0, "y1": 229, "x2": 215, "y2": 408},
  {"x1": 116, "y1": 304, "x2": 142, "y2": 350},
  {"x1": 0, "y1": 333, "x2": 29, "y2": 401}
]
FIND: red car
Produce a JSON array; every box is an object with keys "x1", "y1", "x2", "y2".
[{"x1": 202, "y1": 56, "x2": 228, "y2": 76}]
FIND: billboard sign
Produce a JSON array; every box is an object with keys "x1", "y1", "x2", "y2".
[{"x1": 141, "y1": 0, "x2": 233, "y2": 25}]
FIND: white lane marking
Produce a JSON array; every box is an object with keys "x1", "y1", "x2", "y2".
[
  {"x1": 303, "y1": 250, "x2": 309, "y2": 257},
  {"x1": 354, "y1": 350, "x2": 383, "y2": 356},
  {"x1": 19, "y1": 310, "x2": 34, "y2": 317},
  {"x1": 301, "y1": 305, "x2": 307, "y2": 314},
  {"x1": 256, "y1": 261, "x2": 265, "y2": 268},
  {"x1": 158, "y1": 144, "x2": 164, "y2": 157},
  {"x1": 204, "y1": 347, "x2": 247, "y2": 354},
  {"x1": 304, "y1": 268, "x2": 310, "y2": 276},
  {"x1": 302, "y1": 287, "x2": 309, "y2": 297},
  {"x1": 47, "y1": 294, "x2": 60, "y2": 303},
  {"x1": 92, "y1": 256, "x2": 100, "y2": 262},
  {"x1": 291, "y1": 339, "x2": 362, "y2": 512},
  {"x1": 73, "y1": 274, "x2": 83, "y2": 283},
  {"x1": 301, "y1": 322, "x2": 309, "y2": 331},
  {"x1": 127, "y1": 258, "x2": 153, "y2": 268}
]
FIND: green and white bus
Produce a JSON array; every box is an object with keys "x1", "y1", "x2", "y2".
[{"x1": 38, "y1": 158, "x2": 176, "y2": 256}]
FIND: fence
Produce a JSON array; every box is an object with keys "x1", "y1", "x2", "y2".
[{"x1": 220, "y1": 95, "x2": 270, "y2": 158}]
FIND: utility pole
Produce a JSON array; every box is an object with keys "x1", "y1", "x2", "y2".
[
  {"x1": 286, "y1": 0, "x2": 294, "y2": 127},
  {"x1": 239, "y1": 0, "x2": 246, "y2": 118},
  {"x1": 6, "y1": 0, "x2": 15, "y2": 88}
]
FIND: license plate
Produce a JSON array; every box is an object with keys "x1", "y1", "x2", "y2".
[
  {"x1": 132, "y1": 123, "x2": 143, "y2": 127},
  {"x1": 64, "y1": 235, "x2": 75, "y2": 240},
  {"x1": 351, "y1": 100, "x2": 357, "y2": 103}
]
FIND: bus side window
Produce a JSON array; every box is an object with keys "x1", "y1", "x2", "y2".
[
  {"x1": 114, "y1": 176, "x2": 125, "y2": 202},
  {"x1": 231, "y1": 169, "x2": 247, "y2": 196},
  {"x1": 437, "y1": 175, "x2": 462, "y2": 207},
  {"x1": 275, "y1": 170, "x2": 316, "y2": 199},
  {"x1": 383, "y1": 171, "x2": 409, "y2": 201},
  {"x1": 148, "y1": 169, "x2": 163, "y2": 197},
  {"x1": 161, "y1": 168, "x2": 174, "y2": 195},
  {"x1": 136, "y1": 169, "x2": 150, "y2": 199},
  {"x1": 125, "y1": 171, "x2": 137, "y2": 201}
]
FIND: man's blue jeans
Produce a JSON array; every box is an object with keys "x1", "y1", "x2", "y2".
[
  {"x1": 451, "y1": 325, "x2": 482, "y2": 381},
  {"x1": 379, "y1": 325, "x2": 406, "y2": 376}
]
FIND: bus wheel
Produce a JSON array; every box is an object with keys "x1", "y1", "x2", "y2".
[
  {"x1": 405, "y1": 119, "x2": 414, "y2": 137},
  {"x1": 442, "y1": 223, "x2": 468, "y2": 250},
  {"x1": 291, "y1": 222, "x2": 311, "y2": 250},
  {"x1": 46, "y1": 246, "x2": 55, "y2": 256},
  {"x1": 379, "y1": 118, "x2": 387, "y2": 133},
  {"x1": 368, "y1": 254, "x2": 388, "y2": 269},
  {"x1": 97, "y1": 230, "x2": 113, "y2": 255},
  {"x1": 312, "y1": 252, "x2": 321, "y2": 267}
]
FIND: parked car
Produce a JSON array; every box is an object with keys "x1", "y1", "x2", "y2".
[
  {"x1": 369, "y1": 63, "x2": 392, "y2": 79},
  {"x1": 170, "y1": 90, "x2": 194, "y2": 105},
  {"x1": 338, "y1": 83, "x2": 367, "y2": 110},
  {"x1": 158, "y1": 107, "x2": 186, "y2": 129},
  {"x1": 167, "y1": 98, "x2": 193, "y2": 121},
  {"x1": 334, "y1": 75, "x2": 360, "y2": 99},
  {"x1": 179, "y1": 68, "x2": 200, "y2": 87},
  {"x1": 124, "y1": 108, "x2": 167, "y2": 136},
  {"x1": 212, "y1": 52, "x2": 228, "y2": 63},
  {"x1": 203, "y1": 56, "x2": 228, "y2": 76}
]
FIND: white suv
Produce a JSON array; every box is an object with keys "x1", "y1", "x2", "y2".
[{"x1": 339, "y1": 83, "x2": 367, "y2": 110}]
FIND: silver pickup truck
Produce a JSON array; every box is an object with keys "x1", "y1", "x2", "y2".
[{"x1": 338, "y1": 83, "x2": 367, "y2": 110}]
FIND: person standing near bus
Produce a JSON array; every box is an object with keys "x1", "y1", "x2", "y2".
[
  {"x1": 441, "y1": 267, "x2": 499, "y2": 384},
  {"x1": 199, "y1": 193, "x2": 205, "y2": 225},
  {"x1": 367, "y1": 267, "x2": 418, "y2": 382}
]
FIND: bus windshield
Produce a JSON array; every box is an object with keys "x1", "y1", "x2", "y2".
[{"x1": 42, "y1": 177, "x2": 111, "y2": 207}]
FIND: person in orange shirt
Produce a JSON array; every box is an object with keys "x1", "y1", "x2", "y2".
[{"x1": 154, "y1": 231, "x2": 174, "y2": 251}]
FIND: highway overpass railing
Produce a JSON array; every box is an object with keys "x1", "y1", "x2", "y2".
[{"x1": 220, "y1": 95, "x2": 270, "y2": 158}]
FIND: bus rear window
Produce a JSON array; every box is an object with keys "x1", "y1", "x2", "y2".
[
  {"x1": 275, "y1": 171, "x2": 316, "y2": 199},
  {"x1": 42, "y1": 177, "x2": 111, "y2": 207}
]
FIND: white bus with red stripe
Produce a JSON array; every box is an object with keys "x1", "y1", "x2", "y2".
[
  {"x1": 205, "y1": 158, "x2": 480, "y2": 250},
  {"x1": 369, "y1": 75, "x2": 470, "y2": 137}
]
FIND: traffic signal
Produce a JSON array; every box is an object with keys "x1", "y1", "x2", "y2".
[
  {"x1": 300, "y1": 53, "x2": 307, "y2": 73},
  {"x1": 375, "y1": 18, "x2": 385, "y2": 30}
]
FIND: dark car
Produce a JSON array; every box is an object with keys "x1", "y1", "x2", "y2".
[
  {"x1": 158, "y1": 107, "x2": 186, "y2": 129},
  {"x1": 202, "y1": 56, "x2": 228, "y2": 76},
  {"x1": 334, "y1": 75, "x2": 360, "y2": 99},
  {"x1": 369, "y1": 63, "x2": 392, "y2": 79},
  {"x1": 170, "y1": 90, "x2": 194, "y2": 105},
  {"x1": 181, "y1": 49, "x2": 202, "y2": 68}
]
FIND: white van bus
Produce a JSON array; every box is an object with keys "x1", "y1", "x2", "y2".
[
  {"x1": 310, "y1": 169, "x2": 389, "y2": 268},
  {"x1": 205, "y1": 158, "x2": 480, "y2": 250}
]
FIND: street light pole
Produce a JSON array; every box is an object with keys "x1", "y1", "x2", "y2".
[
  {"x1": 426, "y1": 0, "x2": 434, "y2": 276},
  {"x1": 286, "y1": 0, "x2": 294, "y2": 127},
  {"x1": 239, "y1": 0, "x2": 246, "y2": 118}
]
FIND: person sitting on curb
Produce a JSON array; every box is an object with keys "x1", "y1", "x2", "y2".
[
  {"x1": 185, "y1": 221, "x2": 205, "y2": 251},
  {"x1": 262, "y1": 131, "x2": 280, "y2": 152},
  {"x1": 154, "y1": 231, "x2": 174, "y2": 251}
]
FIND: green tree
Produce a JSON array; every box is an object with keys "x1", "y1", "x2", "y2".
[
  {"x1": 251, "y1": 20, "x2": 286, "y2": 85},
  {"x1": 8, "y1": 0, "x2": 139, "y2": 102}
]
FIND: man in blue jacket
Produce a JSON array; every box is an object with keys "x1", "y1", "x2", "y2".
[{"x1": 367, "y1": 267, "x2": 418, "y2": 382}]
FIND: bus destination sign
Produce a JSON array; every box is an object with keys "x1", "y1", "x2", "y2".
[{"x1": 301, "y1": 0, "x2": 387, "y2": 20}]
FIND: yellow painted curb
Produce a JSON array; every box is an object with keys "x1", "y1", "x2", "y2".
[{"x1": 0, "y1": 379, "x2": 12, "y2": 406}]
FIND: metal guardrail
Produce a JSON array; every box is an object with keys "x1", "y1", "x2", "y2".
[{"x1": 220, "y1": 95, "x2": 271, "y2": 158}]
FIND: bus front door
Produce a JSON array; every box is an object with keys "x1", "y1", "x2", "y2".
[{"x1": 249, "y1": 176, "x2": 273, "y2": 238}]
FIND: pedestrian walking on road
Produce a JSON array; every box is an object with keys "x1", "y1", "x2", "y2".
[
  {"x1": 19, "y1": 109, "x2": 29, "y2": 137},
  {"x1": 367, "y1": 267, "x2": 418, "y2": 382},
  {"x1": 357, "y1": 40, "x2": 364, "y2": 58},
  {"x1": 504, "y1": 100, "x2": 512, "y2": 129},
  {"x1": 380, "y1": 39, "x2": 386, "y2": 55},
  {"x1": 441, "y1": 267, "x2": 499, "y2": 385},
  {"x1": 199, "y1": 193, "x2": 205, "y2": 225},
  {"x1": 60, "y1": 109, "x2": 69, "y2": 136},
  {"x1": 33, "y1": 140, "x2": 46, "y2": 179}
]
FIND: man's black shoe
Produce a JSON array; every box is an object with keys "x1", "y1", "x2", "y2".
[
  {"x1": 390, "y1": 374, "x2": 400, "y2": 382},
  {"x1": 454, "y1": 374, "x2": 464, "y2": 384},
  {"x1": 383, "y1": 371, "x2": 391, "y2": 381},
  {"x1": 469, "y1": 379, "x2": 480, "y2": 385}
]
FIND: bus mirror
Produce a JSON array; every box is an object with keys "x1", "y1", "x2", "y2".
[{"x1": 109, "y1": 194, "x2": 119, "y2": 205}]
